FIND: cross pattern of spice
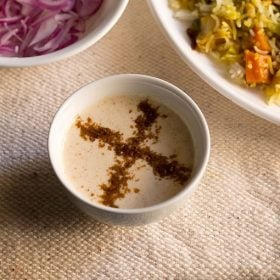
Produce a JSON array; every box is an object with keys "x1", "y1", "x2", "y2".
[{"x1": 76, "y1": 99, "x2": 192, "y2": 208}]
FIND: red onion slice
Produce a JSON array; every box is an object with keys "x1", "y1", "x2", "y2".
[
  {"x1": 74, "y1": 0, "x2": 102, "y2": 17},
  {"x1": 0, "y1": 45, "x2": 16, "y2": 56},
  {"x1": 1, "y1": 28, "x2": 19, "y2": 45},
  {"x1": 0, "y1": 15, "x2": 22, "y2": 23},
  {"x1": 0, "y1": 0, "x2": 104, "y2": 57},
  {"x1": 29, "y1": 17, "x2": 58, "y2": 46}
]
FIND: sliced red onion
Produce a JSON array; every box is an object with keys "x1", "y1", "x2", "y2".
[
  {"x1": 1, "y1": 28, "x2": 19, "y2": 45},
  {"x1": 74, "y1": 0, "x2": 102, "y2": 17},
  {"x1": 0, "y1": 15, "x2": 22, "y2": 23},
  {"x1": 71, "y1": 18, "x2": 85, "y2": 33},
  {"x1": 33, "y1": 19, "x2": 74, "y2": 53},
  {"x1": 20, "y1": 18, "x2": 28, "y2": 34},
  {"x1": 16, "y1": 0, "x2": 75, "y2": 11},
  {"x1": 0, "y1": 0, "x2": 103, "y2": 57},
  {"x1": 29, "y1": 17, "x2": 58, "y2": 46},
  {"x1": 55, "y1": 12, "x2": 78, "y2": 22},
  {"x1": 0, "y1": 45, "x2": 16, "y2": 56}
]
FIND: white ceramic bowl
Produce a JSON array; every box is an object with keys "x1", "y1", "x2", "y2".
[
  {"x1": 0, "y1": 0, "x2": 129, "y2": 67},
  {"x1": 148, "y1": 0, "x2": 280, "y2": 125},
  {"x1": 48, "y1": 74, "x2": 210, "y2": 226}
]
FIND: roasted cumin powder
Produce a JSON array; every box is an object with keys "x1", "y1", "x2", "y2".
[{"x1": 76, "y1": 99, "x2": 192, "y2": 208}]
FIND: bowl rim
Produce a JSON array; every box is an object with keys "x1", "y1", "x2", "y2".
[
  {"x1": 0, "y1": 0, "x2": 129, "y2": 67},
  {"x1": 147, "y1": 0, "x2": 280, "y2": 125},
  {"x1": 48, "y1": 74, "x2": 210, "y2": 214}
]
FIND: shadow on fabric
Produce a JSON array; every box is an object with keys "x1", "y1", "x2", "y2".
[{"x1": 0, "y1": 157, "x2": 102, "y2": 231}]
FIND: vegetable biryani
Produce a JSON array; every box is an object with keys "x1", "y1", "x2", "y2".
[{"x1": 169, "y1": 0, "x2": 280, "y2": 104}]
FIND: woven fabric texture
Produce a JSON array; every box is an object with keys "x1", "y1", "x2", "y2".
[{"x1": 0, "y1": 1, "x2": 280, "y2": 279}]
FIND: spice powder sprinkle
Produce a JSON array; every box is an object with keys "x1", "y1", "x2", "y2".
[{"x1": 75, "y1": 99, "x2": 192, "y2": 208}]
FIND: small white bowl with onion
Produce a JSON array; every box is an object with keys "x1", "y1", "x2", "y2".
[{"x1": 0, "y1": 0, "x2": 129, "y2": 67}]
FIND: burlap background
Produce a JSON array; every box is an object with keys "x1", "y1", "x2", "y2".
[{"x1": 1, "y1": 1, "x2": 279, "y2": 279}]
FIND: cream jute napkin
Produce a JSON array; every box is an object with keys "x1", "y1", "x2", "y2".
[{"x1": 0, "y1": 1, "x2": 279, "y2": 279}]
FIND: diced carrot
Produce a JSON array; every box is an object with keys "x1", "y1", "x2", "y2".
[
  {"x1": 253, "y1": 27, "x2": 271, "y2": 52},
  {"x1": 245, "y1": 50, "x2": 271, "y2": 84}
]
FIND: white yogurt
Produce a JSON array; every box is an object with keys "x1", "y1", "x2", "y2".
[{"x1": 63, "y1": 95, "x2": 194, "y2": 208}]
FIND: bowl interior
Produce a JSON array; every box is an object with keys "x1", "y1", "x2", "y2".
[{"x1": 49, "y1": 75, "x2": 210, "y2": 211}]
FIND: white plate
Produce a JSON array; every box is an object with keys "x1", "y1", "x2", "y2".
[{"x1": 148, "y1": 0, "x2": 280, "y2": 125}]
